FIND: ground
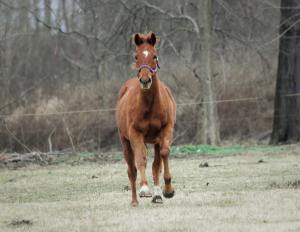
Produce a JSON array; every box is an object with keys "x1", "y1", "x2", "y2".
[{"x1": 0, "y1": 145, "x2": 300, "y2": 232}]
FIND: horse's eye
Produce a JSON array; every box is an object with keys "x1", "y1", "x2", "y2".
[
  {"x1": 135, "y1": 55, "x2": 137, "y2": 60},
  {"x1": 153, "y1": 55, "x2": 158, "y2": 60}
]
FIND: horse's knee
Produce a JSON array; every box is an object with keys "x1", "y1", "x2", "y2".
[
  {"x1": 160, "y1": 147, "x2": 170, "y2": 157},
  {"x1": 136, "y1": 155, "x2": 147, "y2": 169}
]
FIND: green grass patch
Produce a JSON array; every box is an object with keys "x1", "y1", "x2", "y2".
[
  {"x1": 0, "y1": 144, "x2": 288, "y2": 170},
  {"x1": 170, "y1": 144, "x2": 286, "y2": 156},
  {"x1": 60, "y1": 145, "x2": 287, "y2": 163}
]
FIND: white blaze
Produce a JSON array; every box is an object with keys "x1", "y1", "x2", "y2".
[{"x1": 143, "y1": 50, "x2": 149, "y2": 58}]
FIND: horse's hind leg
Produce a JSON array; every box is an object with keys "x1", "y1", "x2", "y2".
[
  {"x1": 160, "y1": 125, "x2": 175, "y2": 198},
  {"x1": 121, "y1": 137, "x2": 138, "y2": 207},
  {"x1": 152, "y1": 144, "x2": 163, "y2": 203},
  {"x1": 161, "y1": 150, "x2": 175, "y2": 198},
  {"x1": 152, "y1": 144, "x2": 162, "y2": 186}
]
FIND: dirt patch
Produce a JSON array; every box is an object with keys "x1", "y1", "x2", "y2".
[
  {"x1": 270, "y1": 180, "x2": 300, "y2": 189},
  {"x1": 288, "y1": 180, "x2": 300, "y2": 188},
  {"x1": 8, "y1": 219, "x2": 33, "y2": 227},
  {"x1": 257, "y1": 159, "x2": 265, "y2": 163},
  {"x1": 0, "y1": 151, "x2": 123, "y2": 169},
  {"x1": 199, "y1": 162, "x2": 209, "y2": 168}
]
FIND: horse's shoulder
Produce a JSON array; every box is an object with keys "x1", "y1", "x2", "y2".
[
  {"x1": 118, "y1": 85, "x2": 127, "y2": 100},
  {"x1": 160, "y1": 83, "x2": 175, "y2": 103},
  {"x1": 159, "y1": 82, "x2": 176, "y2": 123},
  {"x1": 118, "y1": 78, "x2": 137, "y2": 100},
  {"x1": 164, "y1": 86, "x2": 173, "y2": 99}
]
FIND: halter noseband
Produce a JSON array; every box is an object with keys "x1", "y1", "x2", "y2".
[{"x1": 137, "y1": 58, "x2": 160, "y2": 74}]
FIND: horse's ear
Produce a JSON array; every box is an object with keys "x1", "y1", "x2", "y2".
[
  {"x1": 147, "y1": 32, "x2": 157, "y2": 46},
  {"x1": 134, "y1": 33, "x2": 144, "y2": 46}
]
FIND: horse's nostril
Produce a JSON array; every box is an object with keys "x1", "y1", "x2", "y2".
[{"x1": 140, "y1": 78, "x2": 151, "y2": 84}]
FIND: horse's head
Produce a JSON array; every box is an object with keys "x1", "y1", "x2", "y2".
[{"x1": 133, "y1": 32, "x2": 159, "y2": 90}]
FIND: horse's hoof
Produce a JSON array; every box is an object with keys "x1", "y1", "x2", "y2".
[
  {"x1": 152, "y1": 186, "x2": 163, "y2": 204},
  {"x1": 139, "y1": 191, "x2": 152, "y2": 198},
  {"x1": 139, "y1": 185, "x2": 152, "y2": 198},
  {"x1": 163, "y1": 189, "x2": 175, "y2": 199},
  {"x1": 131, "y1": 201, "x2": 139, "y2": 207},
  {"x1": 152, "y1": 195, "x2": 163, "y2": 204}
]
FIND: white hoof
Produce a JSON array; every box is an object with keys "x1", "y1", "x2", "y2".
[
  {"x1": 152, "y1": 186, "x2": 163, "y2": 204},
  {"x1": 139, "y1": 185, "x2": 152, "y2": 198}
]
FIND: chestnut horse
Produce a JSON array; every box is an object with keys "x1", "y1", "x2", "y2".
[{"x1": 116, "y1": 32, "x2": 176, "y2": 206}]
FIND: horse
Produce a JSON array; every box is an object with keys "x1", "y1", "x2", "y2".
[{"x1": 116, "y1": 32, "x2": 176, "y2": 206}]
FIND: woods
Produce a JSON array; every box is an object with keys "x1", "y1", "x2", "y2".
[{"x1": 0, "y1": 0, "x2": 298, "y2": 152}]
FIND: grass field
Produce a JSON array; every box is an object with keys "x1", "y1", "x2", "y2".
[{"x1": 1, "y1": 144, "x2": 300, "y2": 232}]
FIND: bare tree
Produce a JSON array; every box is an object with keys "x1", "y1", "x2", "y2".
[
  {"x1": 271, "y1": 0, "x2": 300, "y2": 144},
  {"x1": 195, "y1": 0, "x2": 220, "y2": 145}
]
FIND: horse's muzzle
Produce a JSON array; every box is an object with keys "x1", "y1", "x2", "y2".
[{"x1": 139, "y1": 77, "x2": 152, "y2": 90}]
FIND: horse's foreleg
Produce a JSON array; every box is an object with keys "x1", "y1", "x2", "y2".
[
  {"x1": 160, "y1": 125, "x2": 175, "y2": 199},
  {"x1": 151, "y1": 144, "x2": 163, "y2": 203},
  {"x1": 121, "y1": 137, "x2": 138, "y2": 207},
  {"x1": 129, "y1": 131, "x2": 151, "y2": 198}
]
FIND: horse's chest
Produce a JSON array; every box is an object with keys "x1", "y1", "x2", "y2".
[{"x1": 134, "y1": 113, "x2": 166, "y2": 138}]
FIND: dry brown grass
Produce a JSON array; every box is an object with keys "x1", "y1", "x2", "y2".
[
  {"x1": 0, "y1": 55, "x2": 278, "y2": 152},
  {"x1": 1, "y1": 81, "x2": 118, "y2": 152}
]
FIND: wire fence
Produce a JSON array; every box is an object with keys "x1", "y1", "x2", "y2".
[{"x1": 0, "y1": 92, "x2": 299, "y2": 118}]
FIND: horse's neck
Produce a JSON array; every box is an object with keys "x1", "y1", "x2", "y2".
[{"x1": 140, "y1": 75, "x2": 161, "y2": 108}]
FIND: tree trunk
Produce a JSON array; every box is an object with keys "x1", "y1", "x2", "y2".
[
  {"x1": 270, "y1": 0, "x2": 300, "y2": 144},
  {"x1": 33, "y1": 0, "x2": 41, "y2": 31},
  {"x1": 61, "y1": 0, "x2": 69, "y2": 32},
  {"x1": 70, "y1": 1, "x2": 76, "y2": 31},
  {"x1": 18, "y1": 0, "x2": 30, "y2": 32},
  {"x1": 195, "y1": 0, "x2": 220, "y2": 145},
  {"x1": 44, "y1": 0, "x2": 52, "y2": 26}
]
